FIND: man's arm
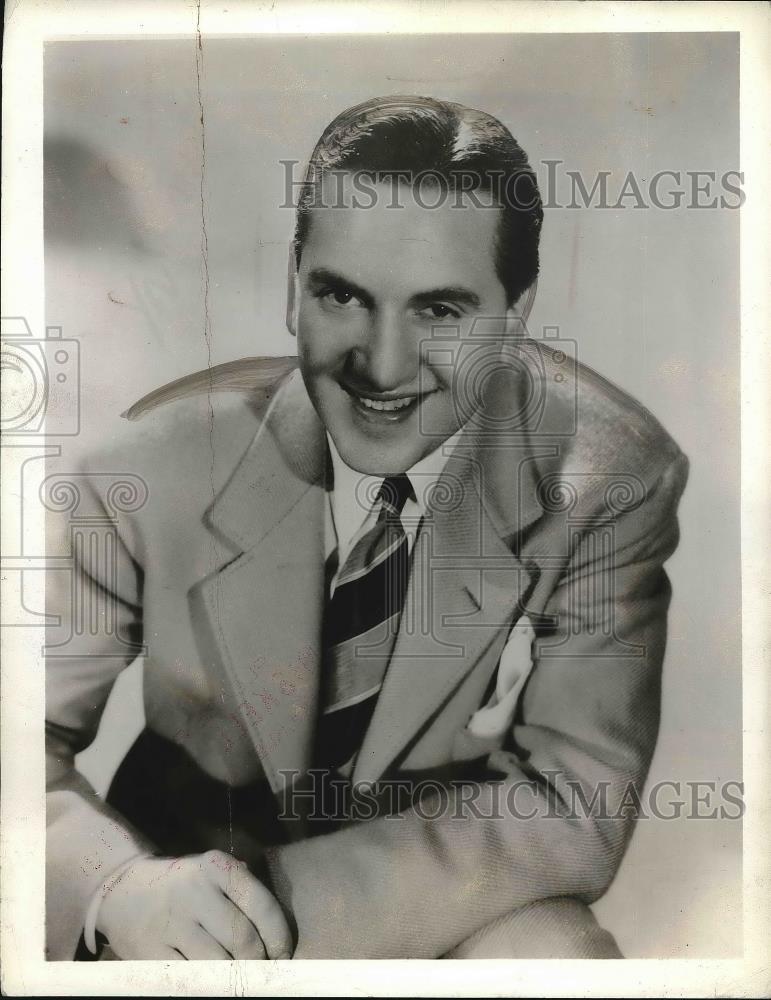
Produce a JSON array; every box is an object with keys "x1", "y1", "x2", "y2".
[
  {"x1": 265, "y1": 450, "x2": 689, "y2": 958},
  {"x1": 45, "y1": 462, "x2": 292, "y2": 961},
  {"x1": 45, "y1": 466, "x2": 154, "y2": 960}
]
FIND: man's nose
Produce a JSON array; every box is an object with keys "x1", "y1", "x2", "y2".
[{"x1": 358, "y1": 309, "x2": 417, "y2": 391}]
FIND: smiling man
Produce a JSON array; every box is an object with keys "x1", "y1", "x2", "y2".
[
  {"x1": 293, "y1": 175, "x2": 514, "y2": 474},
  {"x1": 45, "y1": 96, "x2": 689, "y2": 960}
]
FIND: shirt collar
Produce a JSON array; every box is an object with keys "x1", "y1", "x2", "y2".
[{"x1": 326, "y1": 428, "x2": 464, "y2": 556}]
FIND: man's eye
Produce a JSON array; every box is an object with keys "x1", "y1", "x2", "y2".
[
  {"x1": 323, "y1": 288, "x2": 358, "y2": 306},
  {"x1": 423, "y1": 303, "x2": 460, "y2": 320}
]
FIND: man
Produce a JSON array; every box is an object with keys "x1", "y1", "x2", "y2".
[{"x1": 45, "y1": 95, "x2": 689, "y2": 960}]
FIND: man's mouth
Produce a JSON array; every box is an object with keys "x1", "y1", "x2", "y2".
[
  {"x1": 358, "y1": 395, "x2": 414, "y2": 412},
  {"x1": 341, "y1": 384, "x2": 432, "y2": 423}
]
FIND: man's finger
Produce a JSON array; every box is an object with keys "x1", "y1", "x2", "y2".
[
  {"x1": 195, "y1": 884, "x2": 267, "y2": 959},
  {"x1": 138, "y1": 943, "x2": 185, "y2": 961},
  {"x1": 175, "y1": 922, "x2": 234, "y2": 960},
  {"x1": 228, "y1": 874, "x2": 293, "y2": 960},
  {"x1": 206, "y1": 854, "x2": 292, "y2": 959}
]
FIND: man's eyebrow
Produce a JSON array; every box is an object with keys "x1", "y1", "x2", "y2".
[
  {"x1": 410, "y1": 287, "x2": 482, "y2": 309},
  {"x1": 306, "y1": 269, "x2": 482, "y2": 310},
  {"x1": 307, "y1": 268, "x2": 373, "y2": 305}
]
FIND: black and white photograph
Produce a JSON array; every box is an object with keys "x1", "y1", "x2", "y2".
[{"x1": 1, "y1": 2, "x2": 768, "y2": 996}]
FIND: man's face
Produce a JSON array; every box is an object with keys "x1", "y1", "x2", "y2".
[{"x1": 293, "y1": 177, "x2": 514, "y2": 474}]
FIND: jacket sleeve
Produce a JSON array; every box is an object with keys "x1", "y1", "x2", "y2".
[
  {"x1": 45, "y1": 466, "x2": 155, "y2": 960},
  {"x1": 265, "y1": 449, "x2": 690, "y2": 958}
]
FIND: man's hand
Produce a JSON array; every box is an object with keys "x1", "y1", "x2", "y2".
[{"x1": 96, "y1": 850, "x2": 293, "y2": 959}]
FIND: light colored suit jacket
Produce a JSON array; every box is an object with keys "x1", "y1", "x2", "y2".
[{"x1": 45, "y1": 342, "x2": 689, "y2": 959}]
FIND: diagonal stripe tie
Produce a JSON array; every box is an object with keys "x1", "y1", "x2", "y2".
[{"x1": 314, "y1": 473, "x2": 416, "y2": 776}]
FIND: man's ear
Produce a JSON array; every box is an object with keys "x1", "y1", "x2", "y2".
[
  {"x1": 504, "y1": 279, "x2": 537, "y2": 338},
  {"x1": 286, "y1": 241, "x2": 298, "y2": 337}
]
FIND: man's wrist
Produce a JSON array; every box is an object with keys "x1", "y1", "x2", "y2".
[{"x1": 83, "y1": 852, "x2": 150, "y2": 955}]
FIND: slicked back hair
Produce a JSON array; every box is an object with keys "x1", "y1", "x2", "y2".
[{"x1": 294, "y1": 95, "x2": 543, "y2": 307}]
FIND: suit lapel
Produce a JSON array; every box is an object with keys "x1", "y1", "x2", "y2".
[
  {"x1": 199, "y1": 372, "x2": 327, "y2": 802},
  {"x1": 353, "y1": 441, "x2": 536, "y2": 786}
]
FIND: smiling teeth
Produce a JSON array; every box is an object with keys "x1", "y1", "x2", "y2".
[{"x1": 359, "y1": 396, "x2": 414, "y2": 412}]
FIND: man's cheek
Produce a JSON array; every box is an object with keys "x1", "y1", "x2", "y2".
[
  {"x1": 297, "y1": 329, "x2": 331, "y2": 371},
  {"x1": 300, "y1": 320, "x2": 347, "y2": 367}
]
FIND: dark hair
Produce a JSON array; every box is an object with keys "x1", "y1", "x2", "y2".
[{"x1": 293, "y1": 95, "x2": 543, "y2": 306}]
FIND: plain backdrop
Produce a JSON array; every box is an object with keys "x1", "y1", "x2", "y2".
[{"x1": 44, "y1": 33, "x2": 741, "y2": 958}]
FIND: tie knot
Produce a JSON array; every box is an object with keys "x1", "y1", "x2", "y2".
[{"x1": 378, "y1": 474, "x2": 415, "y2": 516}]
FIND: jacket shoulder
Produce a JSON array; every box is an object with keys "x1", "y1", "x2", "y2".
[
  {"x1": 534, "y1": 341, "x2": 687, "y2": 480},
  {"x1": 501, "y1": 343, "x2": 690, "y2": 535}
]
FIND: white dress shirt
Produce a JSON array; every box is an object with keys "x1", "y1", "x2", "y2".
[{"x1": 324, "y1": 429, "x2": 464, "y2": 595}]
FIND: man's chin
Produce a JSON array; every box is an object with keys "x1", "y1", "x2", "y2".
[
  {"x1": 338, "y1": 448, "x2": 414, "y2": 477},
  {"x1": 329, "y1": 432, "x2": 418, "y2": 476}
]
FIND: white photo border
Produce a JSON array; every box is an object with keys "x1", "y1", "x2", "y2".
[{"x1": 1, "y1": 1, "x2": 768, "y2": 995}]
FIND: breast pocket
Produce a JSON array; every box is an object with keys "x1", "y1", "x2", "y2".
[{"x1": 452, "y1": 615, "x2": 536, "y2": 761}]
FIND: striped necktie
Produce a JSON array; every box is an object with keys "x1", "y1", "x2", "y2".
[{"x1": 314, "y1": 473, "x2": 416, "y2": 776}]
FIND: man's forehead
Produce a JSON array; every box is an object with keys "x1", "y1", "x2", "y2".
[{"x1": 303, "y1": 176, "x2": 502, "y2": 264}]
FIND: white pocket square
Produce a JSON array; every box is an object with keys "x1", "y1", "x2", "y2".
[{"x1": 467, "y1": 615, "x2": 536, "y2": 740}]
